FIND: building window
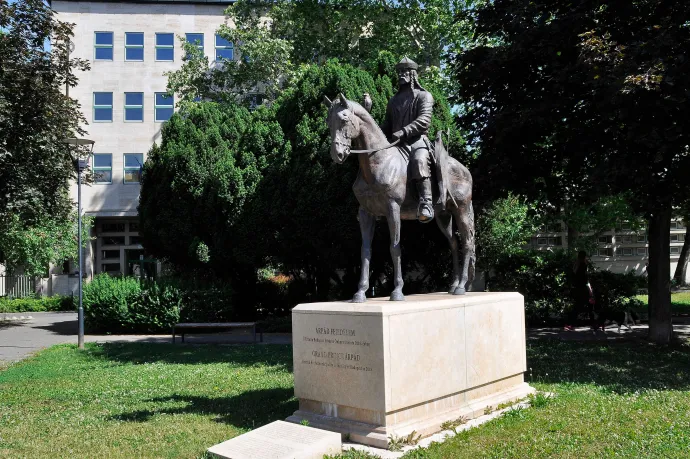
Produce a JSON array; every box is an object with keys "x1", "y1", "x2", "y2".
[
  {"x1": 619, "y1": 235, "x2": 633, "y2": 244},
  {"x1": 93, "y1": 92, "x2": 113, "y2": 122},
  {"x1": 102, "y1": 250, "x2": 120, "y2": 259},
  {"x1": 215, "y1": 34, "x2": 234, "y2": 61},
  {"x1": 101, "y1": 263, "x2": 121, "y2": 274},
  {"x1": 155, "y1": 33, "x2": 174, "y2": 61},
  {"x1": 637, "y1": 234, "x2": 648, "y2": 243},
  {"x1": 621, "y1": 247, "x2": 633, "y2": 257},
  {"x1": 124, "y1": 92, "x2": 144, "y2": 122},
  {"x1": 93, "y1": 154, "x2": 112, "y2": 184},
  {"x1": 636, "y1": 247, "x2": 647, "y2": 256},
  {"x1": 598, "y1": 235, "x2": 613, "y2": 244},
  {"x1": 671, "y1": 247, "x2": 681, "y2": 255},
  {"x1": 124, "y1": 153, "x2": 144, "y2": 183},
  {"x1": 94, "y1": 32, "x2": 113, "y2": 60},
  {"x1": 537, "y1": 237, "x2": 547, "y2": 245},
  {"x1": 124, "y1": 32, "x2": 144, "y2": 61},
  {"x1": 129, "y1": 222, "x2": 139, "y2": 232},
  {"x1": 548, "y1": 237, "x2": 562, "y2": 246},
  {"x1": 185, "y1": 33, "x2": 204, "y2": 58},
  {"x1": 671, "y1": 234, "x2": 685, "y2": 243},
  {"x1": 620, "y1": 222, "x2": 632, "y2": 231},
  {"x1": 101, "y1": 222, "x2": 125, "y2": 233},
  {"x1": 154, "y1": 93, "x2": 174, "y2": 121},
  {"x1": 129, "y1": 236, "x2": 142, "y2": 245},
  {"x1": 102, "y1": 236, "x2": 126, "y2": 246},
  {"x1": 597, "y1": 248, "x2": 613, "y2": 257}
]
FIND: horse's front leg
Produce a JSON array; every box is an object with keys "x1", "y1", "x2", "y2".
[
  {"x1": 353, "y1": 207, "x2": 376, "y2": 303},
  {"x1": 387, "y1": 201, "x2": 404, "y2": 301}
]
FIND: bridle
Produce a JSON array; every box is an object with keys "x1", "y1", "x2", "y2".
[{"x1": 331, "y1": 103, "x2": 401, "y2": 155}]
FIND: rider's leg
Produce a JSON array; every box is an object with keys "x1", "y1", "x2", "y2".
[{"x1": 411, "y1": 147, "x2": 434, "y2": 222}]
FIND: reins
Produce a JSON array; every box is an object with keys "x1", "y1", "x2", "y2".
[{"x1": 349, "y1": 139, "x2": 401, "y2": 154}]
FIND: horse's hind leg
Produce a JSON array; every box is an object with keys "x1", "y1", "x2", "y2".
[
  {"x1": 451, "y1": 205, "x2": 473, "y2": 295},
  {"x1": 353, "y1": 207, "x2": 375, "y2": 303},
  {"x1": 435, "y1": 211, "x2": 461, "y2": 294},
  {"x1": 387, "y1": 201, "x2": 404, "y2": 301}
]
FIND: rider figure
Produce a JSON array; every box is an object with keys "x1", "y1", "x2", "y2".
[{"x1": 381, "y1": 57, "x2": 435, "y2": 223}]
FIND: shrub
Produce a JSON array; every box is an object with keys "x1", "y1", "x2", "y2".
[
  {"x1": 128, "y1": 282, "x2": 182, "y2": 333},
  {"x1": 179, "y1": 285, "x2": 235, "y2": 323},
  {"x1": 82, "y1": 274, "x2": 141, "y2": 333},
  {"x1": 0, "y1": 295, "x2": 75, "y2": 313},
  {"x1": 491, "y1": 249, "x2": 644, "y2": 323}
]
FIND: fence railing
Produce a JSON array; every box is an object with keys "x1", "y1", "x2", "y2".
[{"x1": 0, "y1": 275, "x2": 37, "y2": 298}]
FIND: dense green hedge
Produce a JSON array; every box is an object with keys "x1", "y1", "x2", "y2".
[
  {"x1": 82, "y1": 274, "x2": 238, "y2": 333},
  {"x1": 490, "y1": 250, "x2": 644, "y2": 323},
  {"x1": 0, "y1": 295, "x2": 74, "y2": 313}
]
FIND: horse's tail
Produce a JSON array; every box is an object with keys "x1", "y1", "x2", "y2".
[{"x1": 466, "y1": 201, "x2": 476, "y2": 290}]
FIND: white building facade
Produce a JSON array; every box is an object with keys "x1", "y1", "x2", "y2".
[
  {"x1": 530, "y1": 220, "x2": 689, "y2": 283},
  {"x1": 51, "y1": 0, "x2": 233, "y2": 287}
]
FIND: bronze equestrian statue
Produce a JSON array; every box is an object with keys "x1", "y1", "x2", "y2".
[{"x1": 325, "y1": 57, "x2": 476, "y2": 302}]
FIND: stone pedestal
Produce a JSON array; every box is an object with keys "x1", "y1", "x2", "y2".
[{"x1": 287, "y1": 292, "x2": 535, "y2": 448}]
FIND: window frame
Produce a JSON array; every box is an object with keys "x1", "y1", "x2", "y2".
[
  {"x1": 124, "y1": 92, "x2": 144, "y2": 122},
  {"x1": 621, "y1": 247, "x2": 634, "y2": 257},
  {"x1": 94, "y1": 31, "x2": 114, "y2": 61},
  {"x1": 597, "y1": 248, "x2": 613, "y2": 257},
  {"x1": 155, "y1": 33, "x2": 175, "y2": 61},
  {"x1": 154, "y1": 92, "x2": 174, "y2": 122},
  {"x1": 185, "y1": 33, "x2": 204, "y2": 58},
  {"x1": 636, "y1": 247, "x2": 647, "y2": 256},
  {"x1": 93, "y1": 92, "x2": 113, "y2": 122},
  {"x1": 92, "y1": 153, "x2": 113, "y2": 184},
  {"x1": 215, "y1": 34, "x2": 234, "y2": 61},
  {"x1": 124, "y1": 32, "x2": 144, "y2": 61},
  {"x1": 123, "y1": 153, "x2": 144, "y2": 184},
  {"x1": 671, "y1": 246, "x2": 681, "y2": 255}
]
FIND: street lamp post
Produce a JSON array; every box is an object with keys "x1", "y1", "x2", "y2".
[{"x1": 62, "y1": 138, "x2": 95, "y2": 350}]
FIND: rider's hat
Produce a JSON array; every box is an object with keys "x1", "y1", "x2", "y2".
[{"x1": 395, "y1": 57, "x2": 418, "y2": 72}]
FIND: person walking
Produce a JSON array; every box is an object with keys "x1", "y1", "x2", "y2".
[{"x1": 564, "y1": 251, "x2": 595, "y2": 331}]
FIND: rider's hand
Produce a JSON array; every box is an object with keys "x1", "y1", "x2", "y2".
[{"x1": 391, "y1": 130, "x2": 405, "y2": 141}]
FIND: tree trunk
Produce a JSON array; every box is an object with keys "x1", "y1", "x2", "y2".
[
  {"x1": 673, "y1": 226, "x2": 690, "y2": 286},
  {"x1": 566, "y1": 223, "x2": 579, "y2": 252},
  {"x1": 647, "y1": 206, "x2": 673, "y2": 344}
]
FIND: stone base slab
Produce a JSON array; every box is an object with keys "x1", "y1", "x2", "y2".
[
  {"x1": 288, "y1": 378, "x2": 534, "y2": 449},
  {"x1": 208, "y1": 421, "x2": 341, "y2": 459},
  {"x1": 289, "y1": 292, "x2": 533, "y2": 449}
]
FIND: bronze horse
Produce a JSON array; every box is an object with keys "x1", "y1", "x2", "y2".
[{"x1": 325, "y1": 93, "x2": 475, "y2": 302}]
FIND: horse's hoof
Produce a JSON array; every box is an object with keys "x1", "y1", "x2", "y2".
[
  {"x1": 447, "y1": 284, "x2": 459, "y2": 294},
  {"x1": 352, "y1": 292, "x2": 366, "y2": 303},
  {"x1": 453, "y1": 287, "x2": 466, "y2": 295},
  {"x1": 390, "y1": 291, "x2": 405, "y2": 301}
]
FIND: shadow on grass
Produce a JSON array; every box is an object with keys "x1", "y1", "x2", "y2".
[
  {"x1": 527, "y1": 339, "x2": 690, "y2": 393},
  {"x1": 110, "y1": 388, "x2": 297, "y2": 429},
  {"x1": 88, "y1": 342, "x2": 293, "y2": 369}
]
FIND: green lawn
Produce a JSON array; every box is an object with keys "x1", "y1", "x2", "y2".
[
  {"x1": 0, "y1": 344, "x2": 295, "y2": 458},
  {"x1": 1, "y1": 341, "x2": 689, "y2": 458},
  {"x1": 635, "y1": 291, "x2": 690, "y2": 315}
]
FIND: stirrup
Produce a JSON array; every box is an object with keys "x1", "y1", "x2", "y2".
[{"x1": 417, "y1": 201, "x2": 434, "y2": 223}]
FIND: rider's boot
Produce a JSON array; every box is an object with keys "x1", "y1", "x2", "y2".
[{"x1": 416, "y1": 178, "x2": 434, "y2": 223}]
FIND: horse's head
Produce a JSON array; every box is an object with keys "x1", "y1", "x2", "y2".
[{"x1": 324, "y1": 93, "x2": 361, "y2": 164}]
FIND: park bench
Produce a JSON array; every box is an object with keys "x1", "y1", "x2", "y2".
[{"x1": 172, "y1": 322, "x2": 261, "y2": 344}]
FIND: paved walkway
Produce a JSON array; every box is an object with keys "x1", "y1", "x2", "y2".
[
  {"x1": 0, "y1": 312, "x2": 290, "y2": 363},
  {"x1": 2, "y1": 313, "x2": 688, "y2": 364}
]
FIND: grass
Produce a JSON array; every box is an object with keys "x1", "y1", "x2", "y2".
[
  {"x1": 2, "y1": 340, "x2": 690, "y2": 458},
  {"x1": 0, "y1": 343, "x2": 295, "y2": 458},
  {"x1": 635, "y1": 292, "x2": 690, "y2": 315}
]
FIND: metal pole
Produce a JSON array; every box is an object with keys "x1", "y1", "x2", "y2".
[{"x1": 77, "y1": 165, "x2": 84, "y2": 349}]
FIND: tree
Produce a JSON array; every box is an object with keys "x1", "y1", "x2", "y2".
[
  {"x1": 138, "y1": 101, "x2": 290, "y2": 283},
  {"x1": 452, "y1": 0, "x2": 690, "y2": 343},
  {"x1": 476, "y1": 193, "x2": 538, "y2": 287},
  {"x1": 0, "y1": 0, "x2": 90, "y2": 272},
  {"x1": 673, "y1": 204, "x2": 690, "y2": 286},
  {"x1": 166, "y1": 0, "x2": 472, "y2": 103}
]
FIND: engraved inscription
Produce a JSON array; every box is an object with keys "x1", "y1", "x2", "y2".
[{"x1": 301, "y1": 326, "x2": 372, "y2": 372}]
